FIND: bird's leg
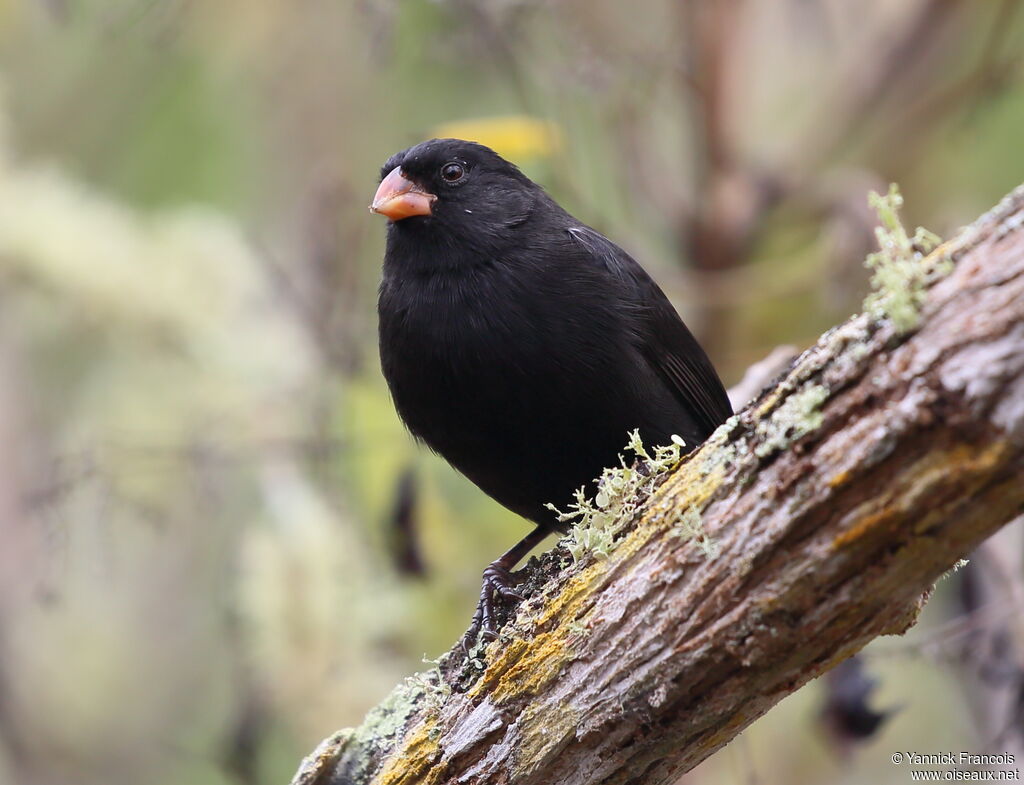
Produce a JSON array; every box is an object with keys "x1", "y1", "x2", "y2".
[{"x1": 464, "y1": 525, "x2": 551, "y2": 648}]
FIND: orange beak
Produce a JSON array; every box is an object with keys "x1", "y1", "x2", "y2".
[{"x1": 370, "y1": 167, "x2": 437, "y2": 220}]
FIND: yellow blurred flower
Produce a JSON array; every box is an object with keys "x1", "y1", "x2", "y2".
[{"x1": 430, "y1": 115, "x2": 562, "y2": 162}]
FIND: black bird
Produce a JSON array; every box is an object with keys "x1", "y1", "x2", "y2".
[{"x1": 371, "y1": 138, "x2": 732, "y2": 641}]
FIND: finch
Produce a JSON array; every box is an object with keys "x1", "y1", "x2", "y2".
[{"x1": 371, "y1": 138, "x2": 732, "y2": 640}]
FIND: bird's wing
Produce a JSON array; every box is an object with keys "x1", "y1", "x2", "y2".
[{"x1": 567, "y1": 226, "x2": 733, "y2": 437}]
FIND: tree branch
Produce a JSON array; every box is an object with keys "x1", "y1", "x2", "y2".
[{"x1": 292, "y1": 184, "x2": 1024, "y2": 785}]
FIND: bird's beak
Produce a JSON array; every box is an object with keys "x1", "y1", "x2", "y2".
[{"x1": 370, "y1": 167, "x2": 437, "y2": 220}]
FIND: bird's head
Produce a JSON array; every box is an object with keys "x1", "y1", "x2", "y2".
[{"x1": 370, "y1": 139, "x2": 541, "y2": 255}]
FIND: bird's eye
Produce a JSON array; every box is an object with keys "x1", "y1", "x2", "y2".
[{"x1": 440, "y1": 162, "x2": 466, "y2": 183}]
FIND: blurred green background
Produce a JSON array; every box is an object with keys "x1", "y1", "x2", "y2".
[{"x1": 0, "y1": 1, "x2": 1022, "y2": 784}]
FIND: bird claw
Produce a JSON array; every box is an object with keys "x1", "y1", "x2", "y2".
[{"x1": 461, "y1": 563, "x2": 525, "y2": 650}]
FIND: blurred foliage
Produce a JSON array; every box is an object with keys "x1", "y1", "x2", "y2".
[
  {"x1": 431, "y1": 115, "x2": 562, "y2": 160},
  {"x1": 0, "y1": 1, "x2": 1022, "y2": 784}
]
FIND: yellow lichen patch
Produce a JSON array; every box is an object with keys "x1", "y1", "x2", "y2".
[
  {"x1": 752, "y1": 389, "x2": 785, "y2": 421},
  {"x1": 490, "y1": 630, "x2": 576, "y2": 704},
  {"x1": 372, "y1": 720, "x2": 443, "y2": 785},
  {"x1": 649, "y1": 459, "x2": 725, "y2": 530},
  {"x1": 513, "y1": 700, "x2": 585, "y2": 776},
  {"x1": 902, "y1": 442, "x2": 1007, "y2": 530},
  {"x1": 831, "y1": 505, "x2": 902, "y2": 551},
  {"x1": 702, "y1": 707, "x2": 751, "y2": 751},
  {"x1": 476, "y1": 634, "x2": 568, "y2": 704},
  {"x1": 473, "y1": 574, "x2": 597, "y2": 704},
  {"x1": 831, "y1": 441, "x2": 1009, "y2": 551},
  {"x1": 828, "y1": 469, "x2": 852, "y2": 488}
]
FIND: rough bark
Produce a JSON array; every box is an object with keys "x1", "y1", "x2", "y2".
[{"x1": 292, "y1": 185, "x2": 1024, "y2": 785}]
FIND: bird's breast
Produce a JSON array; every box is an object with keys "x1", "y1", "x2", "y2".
[
  {"x1": 376, "y1": 260, "x2": 664, "y2": 522},
  {"x1": 380, "y1": 264, "x2": 544, "y2": 401}
]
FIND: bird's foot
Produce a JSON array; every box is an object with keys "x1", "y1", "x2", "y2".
[
  {"x1": 462, "y1": 563, "x2": 525, "y2": 650},
  {"x1": 459, "y1": 525, "x2": 551, "y2": 654}
]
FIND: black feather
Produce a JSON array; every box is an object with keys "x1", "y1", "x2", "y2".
[{"x1": 566, "y1": 225, "x2": 732, "y2": 437}]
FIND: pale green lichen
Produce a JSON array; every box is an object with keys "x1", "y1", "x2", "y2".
[
  {"x1": 408, "y1": 656, "x2": 452, "y2": 715},
  {"x1": 696, "y1": 415, "x2": 746, "y2": 483},
  {"x1": 863, "y1": 184, "x2": 947, "y2": 333},
  {"x1": 462, "y1": 639, "x2": 488, "y2": 672},
  {"x1": 847, "y1": 341, "x2": 870, "y2": 361},
  {"x1": 352, "y1": 679, "x2": 424, "y2": 747},
  {"x1": 546, "y1": 430, "x2": 686, "y2": 563},
  {"x1": 323, "y1": 677, "x2": 425, "y2": 783},
  {"x1": 699, "y1": 436, "x2": 740, "y2": 478},
  {"x1": 754, "y1": 384, "x2": 829, "y2": 458},
  {"x1": 566, "y1": 618, "x2": 589, "y2": 637},
  {"x1": 673, "y1": 506, "x2": 718, "y2": 558}
]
